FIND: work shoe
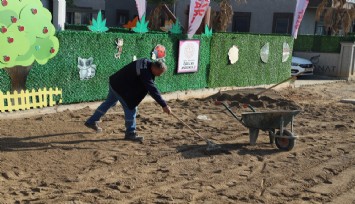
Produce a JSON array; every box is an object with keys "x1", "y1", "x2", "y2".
[
  {"x1": 84, "y1": 121, "x2": 103, "y2": 133},
  {"x1": 124, "y1": 132, "x2": 144, "y2": 143}
]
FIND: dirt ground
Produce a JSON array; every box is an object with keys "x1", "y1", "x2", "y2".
[{"x1": 0, "y1": 81, "x2": 354, "y2": 204}]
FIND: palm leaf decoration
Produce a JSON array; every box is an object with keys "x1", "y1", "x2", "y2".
[
  {"x1": 133, "y1": 14, "x2": 149, "y2": 33},
  {"x1": 202, "y1": 25, "x2": 213, "y2": 37},
  {"x1": 169, "y1": 20, "x2": 182, "y2": 34},
  {"x1": 88, "y1": 11, "x2": 109, "y2": 32}
]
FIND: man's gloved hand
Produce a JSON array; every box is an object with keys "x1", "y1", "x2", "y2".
[{"x1": 163, "y1": 105, "x2": 171, "y2": 114}]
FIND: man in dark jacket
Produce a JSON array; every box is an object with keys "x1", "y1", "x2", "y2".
[{"x1": 85, "y1": 58, "x2": 171, "y2": 142}]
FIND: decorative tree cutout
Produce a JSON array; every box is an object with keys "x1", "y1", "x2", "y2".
[
  {"x1": 123, "y1": 16, "x2": 138, "y2": 30},
  {"x1": 169, "y1": 20, "x2": 182, "y2": 34},
  {"x1": 202, "y1": 25, "x2": 213, "y2": 37},
  {"x1": 0, "y1": 0, "x2": 59, "y2": 91},
  {"x1": 88, "y1": 10, "x2": 108, "y2": 32},
  {"x1": 133, "y1": 14, "x2": 149, "y2": 33}
]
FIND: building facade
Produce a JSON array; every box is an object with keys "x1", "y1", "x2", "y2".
[
  {"x1": 103, "y1": 0, "x2": 320, "y2": 35},
  {"x1": 41, "y1": 0, "x2": 338, "y2": 36}
]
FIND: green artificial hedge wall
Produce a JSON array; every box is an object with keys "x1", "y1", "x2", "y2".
[
  {"x1": 293, "y1": 35, "x2": 355, "y2": 53},
  {"x1": 25, "y1": 31, "x2": 211, "y2": 104},
  {"x1": 209, "y1": 33, "x2": 294, "y2": 88},
  {"x1": 0, "y1": 69, "x2": 10, "y2": 93},
  {"x1": 0, "y1": 30, "x2": 293, "y2": 105}
]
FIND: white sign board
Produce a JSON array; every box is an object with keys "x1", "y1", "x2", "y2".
[
  {"x1": 346, "y1": 0, "x2": 355, "y2": 4},
  {"x1": 177, "y1": 40, "x2": 200, "y2": 73}
]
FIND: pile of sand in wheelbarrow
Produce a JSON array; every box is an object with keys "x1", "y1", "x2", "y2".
[{"x1": 210, "y1": 89, "x2": 301, "y2": 110}]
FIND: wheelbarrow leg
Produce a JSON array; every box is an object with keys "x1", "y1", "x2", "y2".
[
  {"x1": 249, "y1": 128, "x2": 259, "y2": 145},
  {"x1": 268, "y1": 129, "x2": 275, "y2": 144}
]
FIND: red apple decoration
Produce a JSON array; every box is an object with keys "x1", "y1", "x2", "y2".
[
  {"x1": 50, "y1": 47, "x2": 55, "y2": 53},
  {"x1": 7, "y1": 37, "x2": 13, "y2": 43},
  {"x1": 43, "y1": 27, "x2": 48, "y2": 34},
  {"x1": 1, "y1": 26, "x2": 7, "y2": 33},
  {"x1": 18, "y1": 26, "x2": 24, "y2": 31},
  {"x1": 11, "y1": 16, "x2": 17, "y2": 23},
  {"x1": 31, "y1": 8, "x2": 37, "y2": 14},
  {"x1": 1, "y1": 0, "x2": 8, "y2": 6},
  {"x1": 3, "y1": 56, "x2": 10, "y2": 62}
]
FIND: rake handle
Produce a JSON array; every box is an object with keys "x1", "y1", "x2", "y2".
[
  {"x1": 256, "y1": 75, "x2": 298, "y2": 96},
  {"x1": 171, "y1": 113, "x2": 207, "y2": 142}
]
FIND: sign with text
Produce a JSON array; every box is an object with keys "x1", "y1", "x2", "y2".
[
  {"x1": 292, "y1": 0, "x2": 309, "y2": 39},
  {"x1": 177, "y1": 40, "x2": 200, "y2": 73},
  {"x1": 188, "y1": 0, "x2": 210, "y2": 39}
]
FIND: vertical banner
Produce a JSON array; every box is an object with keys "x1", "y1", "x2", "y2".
[
  {"x1": 188, "y1": 0, "x2": 210, "y2": 39},
  {"x1": 177, "y1": 40, "x2": 200, "y2": 73},
  {"x1": 135, "y1": 0, "x2": 146, "y2": 20},
  {"x1": 292, "y1": 0, "x2": 309, "y2": 39}
]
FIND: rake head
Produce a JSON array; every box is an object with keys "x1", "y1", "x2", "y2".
[{"x1": 206, "y1": 140, "x2": 221, "y2": 151}]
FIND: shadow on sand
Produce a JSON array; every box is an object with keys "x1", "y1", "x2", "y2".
[
  {"x1": 0, "y1": 132, "x2": 123, "y2": 152},
  {"x1": 177, "y1": 142, "x2": 281, "y2": 159}
]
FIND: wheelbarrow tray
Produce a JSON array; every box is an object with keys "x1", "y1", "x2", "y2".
[{"x1": 241, "y1": 110, "x2": 301, "y2": 130}]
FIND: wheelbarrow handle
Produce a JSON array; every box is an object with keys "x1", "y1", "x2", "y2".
[
  {"x1": 220, "y1": 101, "x2": 244, "y2": 122},
  {"x1": 215, "y1": 101, "x2": 256, "y2": 112}
]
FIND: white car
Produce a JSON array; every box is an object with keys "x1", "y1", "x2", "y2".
[{"x1": 291, "y1": 56, "x2": 314, "y2": 76}]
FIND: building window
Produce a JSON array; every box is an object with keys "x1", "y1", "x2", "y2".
[
  {"x1": 315, "y1": 20, "x2": 326, "y2": 35},
  {"x1": 272, "y1": 13, "x2": 293, "y2": 34},
  {"x1": 66, "y1": 8, "x2": 101, "y2": 25},
  {"x1": 232, "y1": 12, "x2": 251, "y2": 32},
  {"x1": 116, "y1": 9, "x2": 129, "y2": 26}
]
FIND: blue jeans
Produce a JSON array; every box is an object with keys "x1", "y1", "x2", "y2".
[{"x1": 86, "y1": 86, "x2": 137, "y2": 134}]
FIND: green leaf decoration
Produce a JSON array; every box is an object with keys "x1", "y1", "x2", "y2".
[
  {"x1": 88, "y1": 10, "x2": 108, "y2": 32},
  {"x1": 169, "y1": 20, "x2": 182, "y2": 34},
  {"x1": 202, "y1": 24, "x2": 213, "y2": 37},
  {"x1": 133, "y1": 14, "x2": 149, "y2": 33}
]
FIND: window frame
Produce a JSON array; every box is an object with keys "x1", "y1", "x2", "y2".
[
  {"x1": 272, "y1": 12, "x2": 293, "y2": 34},
  {"x1": 232, "y1": 12, "x2": 251, "y2": 32}
]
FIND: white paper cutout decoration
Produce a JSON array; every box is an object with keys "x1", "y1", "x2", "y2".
[
  {"x1": 260, "y1": 43, "x2": 270, "y2": 63},
  {"x1": 282, "y1": 42, "x2": 290, "y2": 62},
  {"x1": 78, "y1": 57, "x2": 96, "y2": 80},
  {"x1": 114, "y1": 38, "x2": 124, "y2": 59},
  {"x1": 228, "y1": 45, "x2": 239, "y2": 64}
]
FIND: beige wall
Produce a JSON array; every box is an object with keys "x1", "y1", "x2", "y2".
[{"x1": 293, "y1": 51, "x2": 340, "y2": 77}]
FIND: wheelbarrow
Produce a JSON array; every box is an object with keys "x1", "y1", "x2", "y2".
[{"x1": 216, "y1": 101, "x2": 301, "y2": 151}]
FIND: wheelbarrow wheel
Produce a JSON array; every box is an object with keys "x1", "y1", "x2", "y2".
[{"x1": 275, "y1": 130, "x2": 295, "y2": 151}]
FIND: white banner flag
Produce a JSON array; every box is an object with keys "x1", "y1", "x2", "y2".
[
  {"x1": 292, "y1": 0, "x2": 309, "y2": 39},
  {"x1": 135, "y1": 0, "x2": 146, "y2": 20},
  {"x1": 188, "y1": 0, "x2": 210, "y2": 39}
]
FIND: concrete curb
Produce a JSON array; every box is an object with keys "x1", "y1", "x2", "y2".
[{"x1": 1, "y1": 79, "x2": 345, "y2": 120}]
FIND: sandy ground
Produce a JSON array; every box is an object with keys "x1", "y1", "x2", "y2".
[{"x1": 0, "y1": 81, "x2": 354, "y2": 204}]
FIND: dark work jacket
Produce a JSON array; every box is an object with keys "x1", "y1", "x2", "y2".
[{"x1": 109, "y1": 58, "x2": 167, "y2": 110}]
